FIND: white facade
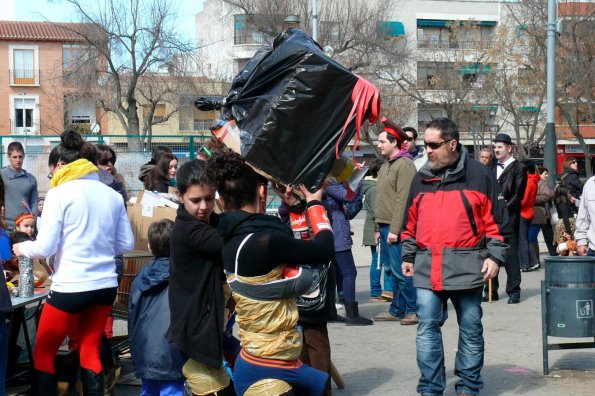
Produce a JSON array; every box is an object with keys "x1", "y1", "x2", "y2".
[{"x1": 195, "y1": 0, "x2": 543, "y2": 151}]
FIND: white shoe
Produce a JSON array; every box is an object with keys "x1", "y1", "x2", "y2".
[{"x1": 335, "y1": 303, "x2": 344, "y2": 310}]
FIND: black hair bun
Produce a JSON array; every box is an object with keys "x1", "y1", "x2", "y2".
[
  {"x1": 207, "y1": 150, "x2": 244, "y2": 183},
  {"x1": 61, "y1": 129, "x2": 84, "y2": 151}
]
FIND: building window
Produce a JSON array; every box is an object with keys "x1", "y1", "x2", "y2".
[
  {"x1": 458, "y1": 107, "x2": 498, "y2": 133},
  {"x1": 459, "y1": 64, "x2": 491, "y2": 88},
  {"x1": 63, "y1": 44, "x2": 96, "y2": 84},
  {"x1": 10, "y1": 95, "x2": 39, "y2": 134},
  {"x1": 320, "y1": 21, "x2": 341, "y2": 44},
  {"x1": 417, "y1": 105, "x2": 447, "y2": 129},
  {"x1": 417, "y1": 62, "x2": 456, "y2": 89},
  {"x1": 234, "y1": 14, "x2": 272, "y2": 45},
  {"x1": 417, "y1": 21, "x2": 454, "y2": 49},
  {"x1": 178, "y1": 96, "x2": 219, "y2": 133},
  {"x1": 458, "y1": 25, "x2": 494, "y2": 49},
  {"x1": 417, "y1": 20, "x2": 496, "y2": 49},
  {"x1": 143, "y1": 103, "x2": 167, "y2": 124},
  {"x1": 9, "y1": 45, "x2": 39, "y2": 85},
  {"x1": 153, "y1": 104, "x2": 166, "y2": 123}
]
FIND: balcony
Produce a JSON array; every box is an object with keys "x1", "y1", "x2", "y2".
[
  {"x1": 179, "y1": 120, "x2": 213, "y2": 134},
  {"x1": 417, "y1": 38, "x2": 493, "y2": 50},
  {"x1": 234, "y1": 33, "x2": 268, "y2": 46},
  {"x1": 9, "y1": 69, "x2": 40, "y2": 86},
  {"x1": 417, "y1": 38, "x2": 456, "y2": 49},
  {"x1": 10, "y1": 118, "x2": 41, "y2": 135}
]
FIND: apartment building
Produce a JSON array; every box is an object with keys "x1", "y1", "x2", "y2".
[
  {"x1": 554, "y1": 0, "x2": 595, "y2": 172},
  {"x1": 0, "y1": 20, "x2": 108, "y2": 136},
  {"x1": 195, "y1": 0, "x2": 552, "y2": 155}
]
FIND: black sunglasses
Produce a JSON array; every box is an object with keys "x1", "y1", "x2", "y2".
[{"x1": 424, "y1": 139, "x2": 453, "y2": 150}]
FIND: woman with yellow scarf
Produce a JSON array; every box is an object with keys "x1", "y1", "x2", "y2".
[{"x1": 13, "y1": 130, "x2": 134, "y2": 395}]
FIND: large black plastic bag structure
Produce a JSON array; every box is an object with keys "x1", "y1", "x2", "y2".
[{"x1": 212, "y1": 28, "x2": 380, "y2": 190}]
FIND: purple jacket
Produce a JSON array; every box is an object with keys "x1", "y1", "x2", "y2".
[{"x1": 325, "y1": 182, "x2": 362, "y2": 252}]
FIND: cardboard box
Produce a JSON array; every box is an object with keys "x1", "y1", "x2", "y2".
[{"x1": 128, "y1": 191, "x2": 178, "y2": 251}]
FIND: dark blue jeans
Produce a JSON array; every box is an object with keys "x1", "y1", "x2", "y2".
[
  {"x1": 335, "y1": 250, "x2": 357, "y2": 303},
  {"x1": 369, "y1": 245, "x2": 391, "y2": 297},
  {"x1": 234, "y1": 352, "x2": 328, "y2": 396},
  {"x1": 416, "y1": 287, "x2": 484, "y2": 396},
  {"x1": 379, "y1": 225, "x2": 416, "y2": 316}
]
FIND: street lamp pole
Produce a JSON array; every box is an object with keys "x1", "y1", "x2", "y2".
[
  {"x1": 544, "y1": 0, "x2": 558, "y2": 187},
  {"x1": 312, "y1": 0, "x2": 318, "y2": 42}
]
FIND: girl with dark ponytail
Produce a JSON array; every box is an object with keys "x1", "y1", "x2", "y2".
[
  {"x1": 13, "y1": 129, "x2": 134, "y2": 395},
  {"x1": 209, "y1": 151, "x2": 335, "y2": 396}
]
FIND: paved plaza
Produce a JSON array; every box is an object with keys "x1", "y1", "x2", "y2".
[{"x1": 8, "y1": 215, "x2": 595, "y2": 395}]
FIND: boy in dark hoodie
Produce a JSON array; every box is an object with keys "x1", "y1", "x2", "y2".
[{"x1": 128, "y1": 219, "x2": 184, "y2": 394}]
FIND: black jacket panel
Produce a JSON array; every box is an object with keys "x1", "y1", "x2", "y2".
[
  {"x1": 169, "y1": 207, "x2": 225, "y2": 368},
  {"x1": 496, "y1": 160, "x2": 527, "y2": 215}
]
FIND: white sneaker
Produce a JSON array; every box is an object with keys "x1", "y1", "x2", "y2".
[{"x1": 335, "y1": 303, "x2": 344, "y2": 310}]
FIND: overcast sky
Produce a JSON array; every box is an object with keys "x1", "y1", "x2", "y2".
[{"x1": 0, "y1": 0, "x2": 205, "y2": 41}]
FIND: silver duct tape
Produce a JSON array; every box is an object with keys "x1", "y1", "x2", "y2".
[{"x1": 18, "y1": 257, "x2": 34, "y2": 298}]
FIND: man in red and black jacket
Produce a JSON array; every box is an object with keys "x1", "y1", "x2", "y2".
[{"x1": 401, "y1": 118, "x2": 511, "y2": 396}]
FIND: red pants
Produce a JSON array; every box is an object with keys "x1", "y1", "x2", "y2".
[{"x1": 34, "y1": 303, "x2": 111, "y2": 374}]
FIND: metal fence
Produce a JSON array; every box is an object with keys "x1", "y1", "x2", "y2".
[
  {"x1": 0, "y1": 134, "x2": 283, "y2": 209},
  {"x1": 0, "y1": 134, "x2": 211, "y2": 195}
]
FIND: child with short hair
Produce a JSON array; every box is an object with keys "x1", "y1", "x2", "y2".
[{"x1": 128, "y1": 219, "x2": 184, "y2": 395}]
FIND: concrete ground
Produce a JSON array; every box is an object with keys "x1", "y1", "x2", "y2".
[{"x1": 7, "y1": 214, "x2": 595, "y2": 395}]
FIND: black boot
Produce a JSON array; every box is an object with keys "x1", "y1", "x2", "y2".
[
  {"x1": 80, "y1": 368, "x2": 104, "y2": 396},
  {"x1": 32, "y1": 369, "x2": 56, "y2": 396},
  {"x1": 328, "y1": 312, "x2": 347, "y2": 323},
  {"x1": 344, "y1": 302, "x2": 373, "y2": 326}
]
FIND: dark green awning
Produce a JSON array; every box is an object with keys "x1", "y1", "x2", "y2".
[
  {"x1": 417, "y1": 19, "x2": 497, "y2": 27},
  {"x1": 472, "y1": 105, "x2": 498, "y2": 112},
  {"x1": 518, "y1": 106, "x2": 539, "y2": 112},
  {"x1": 417, "y1": 19, "x2": 448, "y2": 27},
  {"x1": 378, "y1": 21, "x2": 405, "y2": 37},
  {"x1": 459, "y1": 64, "x2": 492, "y2": 74}
]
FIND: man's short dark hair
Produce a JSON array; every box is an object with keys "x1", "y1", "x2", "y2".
[
  {"x1": 148, "y1": 219, "x2": 174, "y2": 257},
  {"x1": 425, "y1": 118, "x2": 460, "y2": 143},
  {"x1": 151, "y1": 145, "x2": 172, "y2": 163},
  {"x1": 7, "y1": 142, "x2": 24, "y2": 155},
  {"x1": 403, "y1": 127, "x2": 418, "y2": 141}
]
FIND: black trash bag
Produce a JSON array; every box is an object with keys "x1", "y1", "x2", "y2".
[{"x1": 213, "y1": 28, "x2": 380, "y2": 191}]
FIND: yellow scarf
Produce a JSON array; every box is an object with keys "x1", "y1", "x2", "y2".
[{"x1": 50, "y1": 159, "x2": 98, "y2": 188}]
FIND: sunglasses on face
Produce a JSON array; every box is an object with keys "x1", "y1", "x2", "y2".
[{"x1": 424, "y1": 139, "x2": 453, "y2": 150}]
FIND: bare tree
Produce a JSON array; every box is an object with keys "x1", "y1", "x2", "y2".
[
  {"x1": 507, "y1": 0, "x2": 595, "y2": 174},
  {"x1": 377, "y1": 21, "x2": 500, "y2": 155},
  {"x1": 481, "y1": 11, "x2": 547, "y2": 159},
  {"x1": 63, "y1": 0, "x2": 197, "y2": 149},
  {"x1": 222, "y1": 0, "x2": 404, "y2": 73}
]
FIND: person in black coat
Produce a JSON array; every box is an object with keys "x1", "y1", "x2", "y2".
[
  {"x1": 490, "y1": 133, "x2": 527, "y2": 304},
  {"x1": 128, "y1": 219, "x2": 184, "y2": 394},
  {"x1": 169, "y1": 160, "x2": 234, "y2": 395},
  {"x1": 560, "y1": 157, "x2": 583, "y2": 205}
]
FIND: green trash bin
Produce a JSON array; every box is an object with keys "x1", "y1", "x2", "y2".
[
  {"x1": 542, "y1": 256, "x2": 595, "y2": 374},
  {"x1": 544, "y1": 256, "x2": 595, "y2": 337}
]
